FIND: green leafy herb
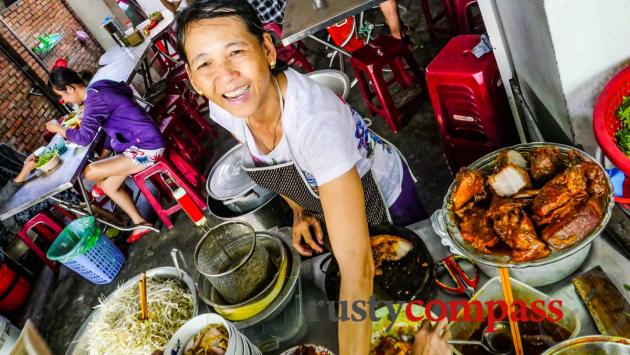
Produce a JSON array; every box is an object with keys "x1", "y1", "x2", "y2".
[
  {"x1": 616, "y1": 96, "x2": 630, "y2": 127},
  {"x1": 625, "y1": 284, "x2": 630, "y2": 291},
  {"x1": 616, "y1": 128, "x2": 630, "y2": 156},
  {"x1": 149, "y1": 11, "x2": 161, "y2": 18},
  {"x1": 36, "y1": 151, "x2": 56, "y2": 168}
]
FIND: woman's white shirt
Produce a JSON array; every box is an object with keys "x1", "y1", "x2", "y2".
[{"x1": 208, "y1": 68, "x2": 404, "y2": 207}]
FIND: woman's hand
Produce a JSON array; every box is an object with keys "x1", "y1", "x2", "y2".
[
  {"x1": 23, "y1": 154, "x2": 37, "y2": 172},
  {"x1": 292, "y1": 209, "x2": 324, "y2": 256},
  {"x1": 412, "y1": 318, "x2": 452, "y2": 355}
]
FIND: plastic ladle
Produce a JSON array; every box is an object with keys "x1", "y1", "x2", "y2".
[{"x1": 448, "y1": 321, "x2": 514, "y2": 355}]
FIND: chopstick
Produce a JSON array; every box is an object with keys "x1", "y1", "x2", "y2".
[
  {"x1": 139, "y1": 272, "x2": 148, "y2": 321},
  {"x1": 499, "y1": 267, "x2": 524, "y2": 355}
]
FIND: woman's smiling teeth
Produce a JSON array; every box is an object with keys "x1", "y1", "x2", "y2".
[{"x1": 223, "y1": 85, "x2": 250, "y2": 100}]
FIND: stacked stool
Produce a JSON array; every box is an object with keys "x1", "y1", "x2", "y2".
[
  {"x1": 351, "y1": 35, "x2": 425, "y2": 133},
  {"x1": 420, "y1": 0, "x2": 483, "y2": 42},
  {"x1": 426, "y1": 35, "x2": 518, "y2": 172}
]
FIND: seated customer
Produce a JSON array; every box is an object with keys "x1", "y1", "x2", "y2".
[{"x1": 45, "y1": 68, "x2": 165, "y2": 243}]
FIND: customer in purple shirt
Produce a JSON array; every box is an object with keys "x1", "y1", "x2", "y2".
[{"x1": 45, "y1": 68, "x2": 165, "y2": 242}]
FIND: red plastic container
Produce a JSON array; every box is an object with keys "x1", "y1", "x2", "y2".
[
  {"x1": 0, "y1": 263, "x2": 30, "y2": 313},
  {"x1": 426, "y1": 35, "x2": 518, "y2": 172},
  {"x1": 593, "y1": 65, "x2": 630, "y2": 176},
  {"x1": 326, "y1": 17, "x2": 364, "y2": 53}
]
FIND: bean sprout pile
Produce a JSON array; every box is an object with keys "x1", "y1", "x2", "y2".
[{"x1": 86, "y1": 277, "x2": 194, "y2": 355}]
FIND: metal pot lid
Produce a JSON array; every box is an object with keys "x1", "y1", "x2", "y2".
[
  {"x1": 542, "y1": 335, "x2": 630, "y2": 355},
  {"x1": 208, "y1": 144, "x2": 257, "y2": 200}
]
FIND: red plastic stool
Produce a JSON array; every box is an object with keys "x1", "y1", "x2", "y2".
[
  {"x1": 350, "y1": 35, "x2": 425, "y2": 133},
  {"x1": 17, "y1": 211, "x2": 64, "y2": 272},
  {"x1": 158, "y1": 113, "x2": 207, "y2": 165},
  {"x1": 264, "y1": 23, "x2": 314, "y2": 73},
  {"x1": 452, "y1": 0, "x2": 482, "y2": 33},
  {"x1": 169, "y1": 149, "x2": 206, "y2": 190},
  {"x1": 426, "y1": 35, "x2": 518, "y2": 173},
  {"x1": 150, "y1": 94, "x2": 217, "y2": 142},
  {"x1": 151, "y1": 31, "x2": 181, "y2": 72},
  {"x1": 0, "y1": 263, "x2": 31, "y2": 313},
  {"x1": 132, "y1": 157, "x2": 207, "y2": 230},
  {"x1": 167, "y1": 65, "x2": 208, "y2": 114},
  {"x1": 144, "y1": 150, "x2": 206, "y2": 206},
  {"x1": 420, "y1": 0, "x2": 457, "y2": 42}
]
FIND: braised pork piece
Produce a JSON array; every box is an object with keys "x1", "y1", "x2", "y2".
[
  {"x1": 528, "y1": 146, "x2": 562, "y2": 181},
  {"x1": 450, "y1": 147, "x2": 608, "y2": 262},
  {"x1": 451, "y1": 169, "x2": 487, "y2": 215},
  {"x1": 460, "y1": 207, "x2": 500, "y2": 254},
  {"x1": 486, "y1": 196, "x2": 550, "y2": 261}
]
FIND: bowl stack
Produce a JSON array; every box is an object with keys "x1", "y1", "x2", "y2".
[
  {"x1": 165, "y1": 313, "x2": 261, "y2": 355},
  {"x1": 195, "y1": 222, "x2": 291, "y2": 322}
]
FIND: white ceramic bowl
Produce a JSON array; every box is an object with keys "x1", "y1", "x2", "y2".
[
  {"x1": 37, "y1": 152, "x2": 60, "y2": 173},
  {"x1": 165, "y1": 313, "x2": 245, "y2": 355}
]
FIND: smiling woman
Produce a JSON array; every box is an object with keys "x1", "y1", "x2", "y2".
[{"x1": 176, "y1": 1, "x2": 430, "y2": 354}]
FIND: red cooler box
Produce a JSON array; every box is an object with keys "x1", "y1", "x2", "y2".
[{"x1": 426, "y1": 35, "x2": 518, "y2": 173}]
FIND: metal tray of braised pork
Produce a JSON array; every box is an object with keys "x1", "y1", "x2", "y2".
[{"x1": 442, "y1": 142, "x2": 615, "y2": 269}]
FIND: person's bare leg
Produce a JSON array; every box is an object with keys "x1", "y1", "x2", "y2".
[
  {"x1": 83, "y1": 155, "x2": 148, "y2": 224},
  {"x1": 100, "y1": 174, "x2": 146, "y2": 225},
  {"x1": 380, "y1": 0, "x2": 402, "y2": 39}
]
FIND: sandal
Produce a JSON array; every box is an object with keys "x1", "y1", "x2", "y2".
[{"x1": 126, "y1": 222, "x2": 154, "y2": 243}]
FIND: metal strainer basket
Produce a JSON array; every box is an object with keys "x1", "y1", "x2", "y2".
[{"x1": 194, "y1": 221, "x2": 272, "y2": 304}]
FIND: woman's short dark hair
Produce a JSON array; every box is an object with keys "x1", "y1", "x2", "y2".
[
  {"x1": 49, "y1": 68, "x2": 93, "y2": 91},
  {"x1": 176, "y1": 0, "x2": 286, "y2": 75}
]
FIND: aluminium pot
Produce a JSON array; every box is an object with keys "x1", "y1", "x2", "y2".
[
  {"x1": 207, "y1": 144, "x2": 275, "y2": 214},
  {"x1": 207, "y1": 193, "x2": 292, "y2": 231}
]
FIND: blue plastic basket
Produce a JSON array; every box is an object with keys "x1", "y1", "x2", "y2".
[
  {"x1": 47, "y1": 217, "x2": 125, "y2": 284},
  {"x1": 62, "y1": 235, "x2": 125, "y2": 284}
]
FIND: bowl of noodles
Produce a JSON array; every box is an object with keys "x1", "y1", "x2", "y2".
[{"x1": 65, "y1": 267, "x2": 198, "y2": 355}]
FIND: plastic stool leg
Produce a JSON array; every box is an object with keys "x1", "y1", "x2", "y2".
[
  {"x1": 368, "y1": 66, "x2": 401, "y2": 132},
  {"x1": 134, "y1": 171, "x2": 175, "y2": 229},
  {"x1": 17, "y1": 229, "x2": 58, "y2": 272}
]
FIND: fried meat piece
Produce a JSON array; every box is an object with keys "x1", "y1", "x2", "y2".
[
  {"x1": 373, "y1": 336, "x2": 413, "y2": 355},
  {"x1": 532, "y1": 166, "x2": 587, "y2": 217},
  {"x1": 578, "y1": 162, "x2": 609, "y2": 196},
  {"x1": 532, "y1": 194, "x2": 586, "y2": 226},
  {"x1": 541, "y1": 196, "x2": 604, "y2": 249},
  {"x1": 512, "y1": 189, "x2": 540, "y2": 199},
  {"x1": 370, "y1": 235, "x2": 413, "y2": 276},
  {"x1": 488, "y1": 164, "x2": 532, "y2": 197},
  {"x1": 528, "y1": 147, "x2": 562, "y2": 181},
  {"x1": 487, "y1": 196, "x2": 550, "y2": 262},
  {"x1": 451, "y1": 169, "x2": 487, "y2": 211},
  {"x1": 459, "y1": 207, "x2": 501, "y2": 254},
  {"x1": 496, "y1": 150, "x2": 528, "y2": 171}
]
